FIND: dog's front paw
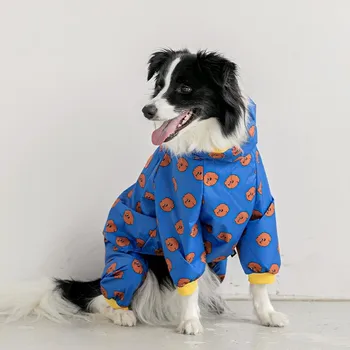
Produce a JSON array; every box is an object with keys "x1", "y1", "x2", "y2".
[
  {"x1": 105, "y1": 308, "x2": 137, "y2": 327},
  {"x1": 177, "y1": 318, "x2": 204, "y2": 335},
  {"x1": 257, "y1": 310, "x2": 289, "y2": 327}
]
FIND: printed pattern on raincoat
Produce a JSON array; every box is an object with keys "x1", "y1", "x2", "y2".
[{"x1": 100, "y1": 100, "x2": 281, "y2": 307}]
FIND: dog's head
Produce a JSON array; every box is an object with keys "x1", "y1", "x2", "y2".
[{"x1": 142, "y1": 49, "x2": 248, "y2": 154}]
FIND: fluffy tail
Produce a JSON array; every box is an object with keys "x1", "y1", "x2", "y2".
[
  {"x1": 0, "y1": 278, "x2": 101, "y2": 323},
  {"x1": 0, "y1": 268, "x2": 230, "y2": 324}
]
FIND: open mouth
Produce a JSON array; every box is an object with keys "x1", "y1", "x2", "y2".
[{"x1": 151, "y1": 109, "x2": 198, "y2": 146}]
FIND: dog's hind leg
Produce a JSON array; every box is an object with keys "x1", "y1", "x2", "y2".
[
  {"x1": 89, "y1": 295, "x2": 137, "y2": 326},
  {"x1": 99, "y1": 251, "x2": 149, "y2": 327}
]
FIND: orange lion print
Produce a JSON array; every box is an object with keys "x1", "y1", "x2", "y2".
[
  {"x1": 101, "y1": 286, "x2": 108, "y2": 298},
  {"x1": 182, "y1": 193, "x2": 197, "y2": 208},
  {"x1": 248, "y1": 262, "x2": 262, "y2": 273},
  {"x1": 112, "y1": 198, "x2": 120, "y2": 207},
  {"x1": 144, "y1": 154, "x2": 153, "y2": 168},
  {"x1": 185, "y1": 252, "x2": 195, "y2": 263},
  {"x1": 204, "y1": 241, "x2": 212, "y2": 254},
  {"x1": 246, "y1": 187, "x2": 256, "y2": 201},
  {"x1": 106, "y1": 220, "x2": 117, "y2": 233},
  {"x1": 175, "y1": 220, "x2": 184, "y2": 234},
  {"x1": 172, "y1": 177, "x2": 178, "y2": 192},
  {"x1": 251, "y1": 209, "x2": 263, "y2": 221},
  {"x1": 113, "y1": 291, "x2": 125, "y2": 301},
  {"x1": 165, "y1": 237, "x2": 179, "y2": 252},
  {"x1": 155, "y1": 248, "x2": 164, "y2": 256},
  {"x1": 160, "y1": 197, "x2": 175, "y2": 212},
  {"x1": 190, "y1": 223, "x2": 198, "y2": 237},
  {"x1": 236, "y1": 154, "x2": 252, "y2": 166},
  {"x1": 116, "y1": 237, "x2": 130, "y2": 247},
  {"x1": 214, "y1": 204, "x2": 229, "y2": 217},
  {"x1": 269, "y1": 264, "x2": 279, "y2": 275},
  {"x1": 224, "y1": 174, "x2": 240, "y2": 189},
  {"x1": 135, "y1": 201, "x2": 142, "y2": 214},
  {"x1": 234, "y1": 211, "x2": 249, "y2": 225},
  {"x1": 212, "y1": 256, "x2": 226, "y2": 263},
  {"x1": 209, "y1": 152, "x2": 224, "y2": 159},
  {"x1": 177, "y1": 157, "x2": 189, "y2": 172},
  {"x1": 132, "y1": 259, "x2": 143, "y2": 274},
  {"x1": 256, "y1": 232, "x2": 272, "y2": 247},
  {"x1": 266, "y1": 202, "x2": 275, "y2": 217},
  {"x1": 113, "y1": 270, "x2": 124, "y2": 279},
  {"x1": 249, "y1": 125, "x2": 255, "y2": 137},
  {"x1": 123, "y1": 210, "x2": 134, "y2": 225},
  {"x1": 106, "y1": 262, "x2": 117, "y2": 274},
  {"x1": 217, "y1": 232, "x2": 232, "y2": 243},
  {"x1": 177, "y1": 278, "x2": 191, "y2": 288},
  {"x1": 149, "y1": 229, "x2": 157, "y2": 238},
  {"x1": 166, "y1": 258, "x2": 172, "y2": 271},
  {"x1": 138, "y1": 174, "x2": 146, "y2": 188},
  {"x1": 258, "y1": 182, "x2": 262, "y2": 194},
  {"x1": 160, "y1": 153, "x2": 171, "y2": 167},
  {"x1": 204, "y1": 172, "x2": 219, "y2": 186},
  {"x1": 127, "y1": 190, "x2": 133, "y2": 198},
  {"x1": 232, "y1": 146, "x2": 241, "y2": 156},
  {"x1": 144, "y1": 192, "x2": 155, "y2": 200},
  {"x1": 200, "y1": 251, "x2": 206, "y2": 263},
  {"x1": 193, "y1": 166, "x2": 204, "y2": 180},
  {"x1": 136, "y1": 238, "x2": 145, "y2": 248},
  {"x1": 256, "y1": 150, "x2": 260, "y2": 163}
]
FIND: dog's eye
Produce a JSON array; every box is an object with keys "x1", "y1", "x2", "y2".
[{"x1": 176, "y1": 84, "x2": 192, "y2": 94}]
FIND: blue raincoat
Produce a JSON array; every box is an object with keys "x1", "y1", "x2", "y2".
[{"x1": 101, "y1": 100, "x2": 281, "y2": 307}]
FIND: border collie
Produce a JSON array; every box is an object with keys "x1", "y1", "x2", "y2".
[{"x1": 0, "y1": 49, "x2": 288, "y2": 335}]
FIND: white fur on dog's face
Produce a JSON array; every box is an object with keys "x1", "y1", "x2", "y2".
[{"x1": 150, "y1": 57, "x2": 181, "y2": 122}]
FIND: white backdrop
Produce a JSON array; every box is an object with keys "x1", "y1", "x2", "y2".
[{"x1": 1, "y1": 0, "x2": 349, "y2": 299}]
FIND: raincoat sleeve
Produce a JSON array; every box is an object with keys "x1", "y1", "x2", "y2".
[
  {"x1": 237, "y1": 151, "x2": 281, "y2": 284},
  {"x1": 154, "y1": 155, "x2": 206, "y2": 295}
]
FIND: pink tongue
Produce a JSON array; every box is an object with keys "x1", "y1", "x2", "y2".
[{"x1": 152, "y1": 113, "x2": 187, "y2": 145}]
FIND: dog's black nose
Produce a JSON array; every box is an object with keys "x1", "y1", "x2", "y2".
[{"x1": 142, "y1": 104, "x2": 157, "y2": 120}]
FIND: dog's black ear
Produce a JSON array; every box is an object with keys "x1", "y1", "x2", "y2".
[
  {"x1": 197, "y1": 51, "x2": 245, "y2": 134},
  {"x1": 221, "y1": 61, "x2": 246, "y2": 132},
  {"x1": 147, "y1": 49, "x2": 174, "y2": 81}
]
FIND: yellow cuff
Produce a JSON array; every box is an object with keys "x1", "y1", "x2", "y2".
[
  {"x1": 177, "y1": 280, "x2": 198, "y2": 296},
  {"x1": 105, "y1": 298, "x2": 128, "y2": 310},
  {"x1": 213, "y1": 148, "x2": 228, "y2": 153},
  {"x1": 248, "y1": 273, "x2": 276, "y2": 284}
]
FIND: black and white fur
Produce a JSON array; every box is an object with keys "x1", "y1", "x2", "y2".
[{"x1": 0, "y1": 49, "x2": 288, "y2": 335}]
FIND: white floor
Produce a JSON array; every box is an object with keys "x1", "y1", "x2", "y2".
[{"x1": 1, "y1": 301, "x2": 350, "y2": 350}]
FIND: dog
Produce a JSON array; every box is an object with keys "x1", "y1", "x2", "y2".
[{"x1": 0, "y1": 49, "x2": 288, "y2": 335}]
